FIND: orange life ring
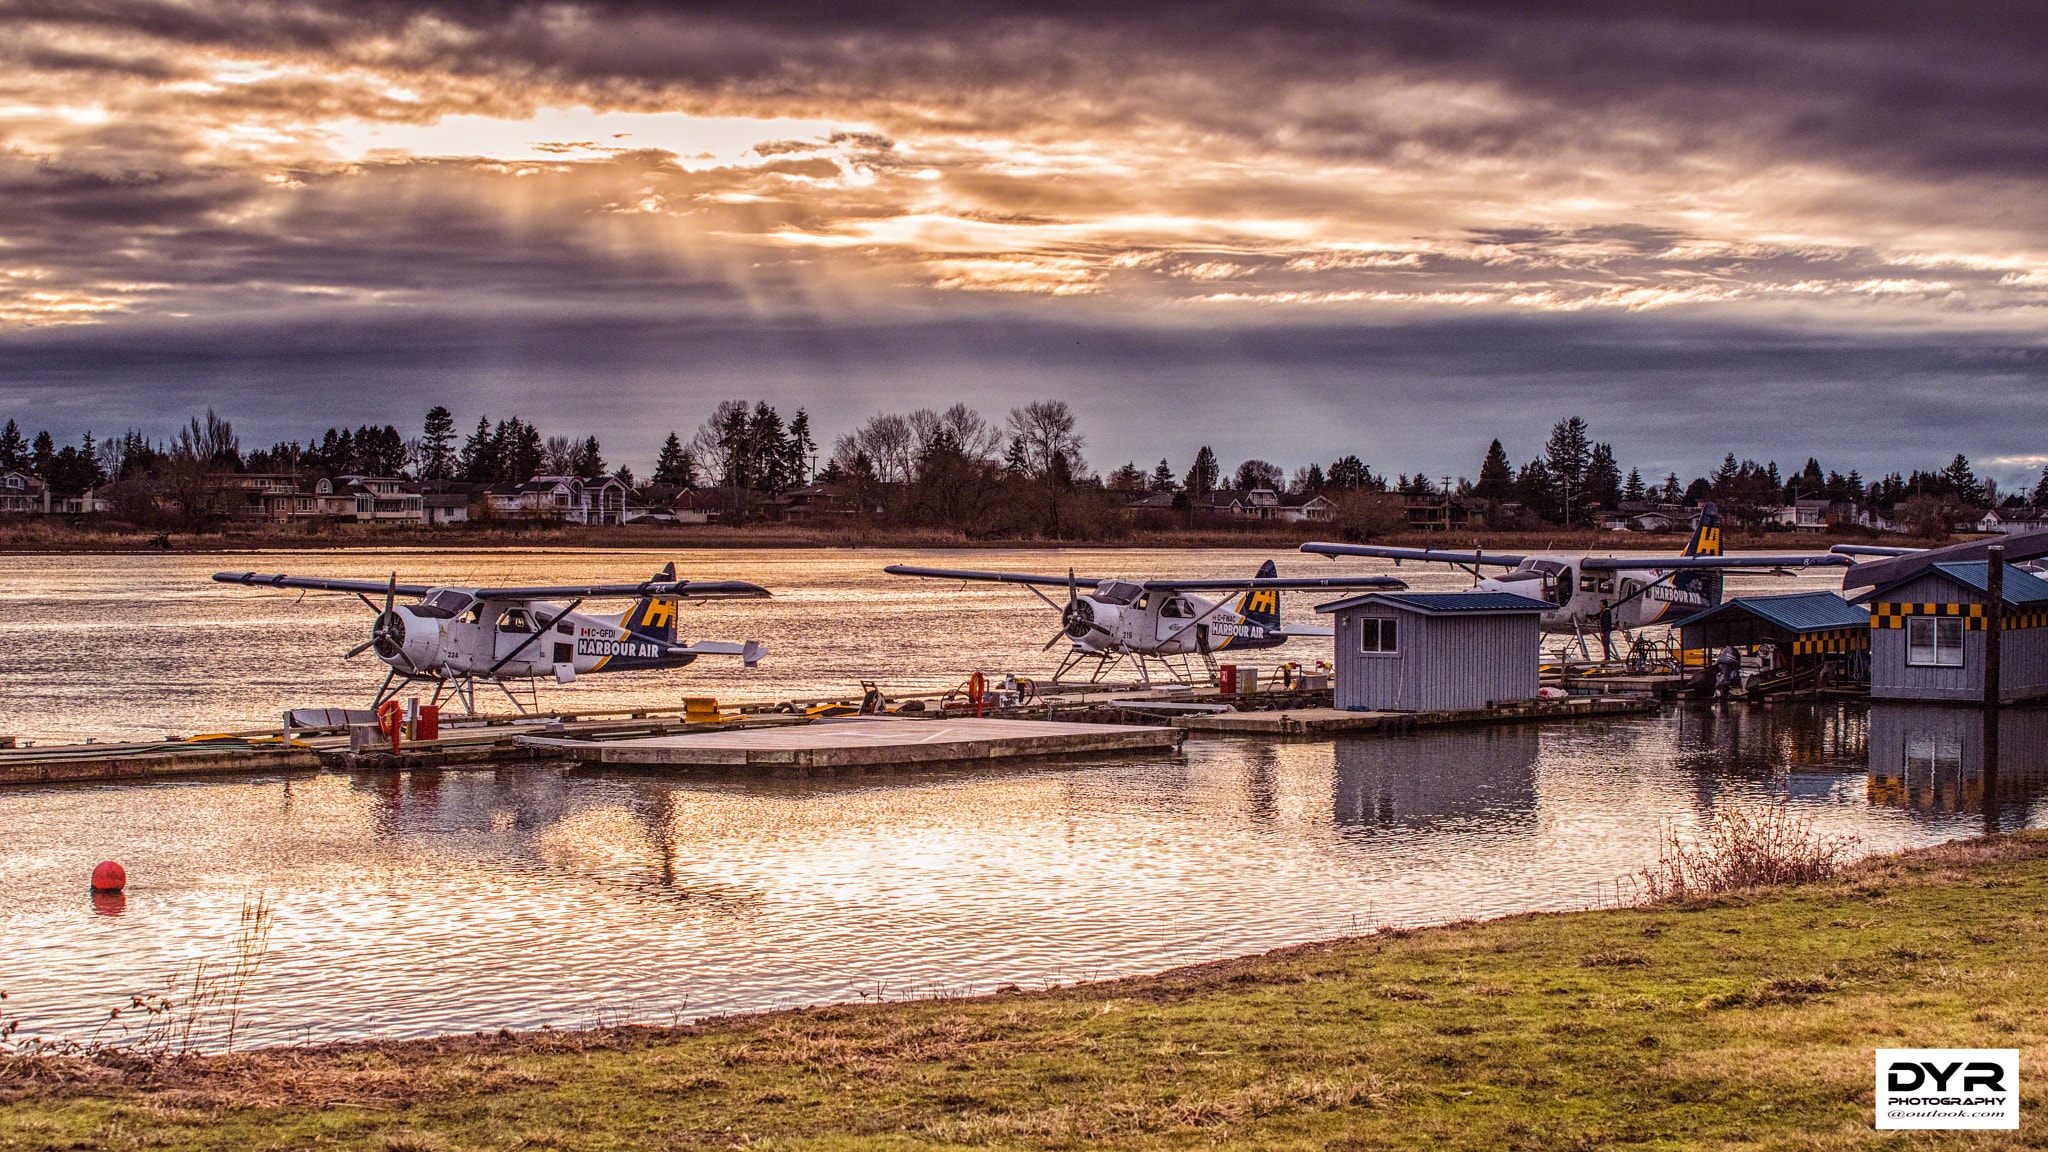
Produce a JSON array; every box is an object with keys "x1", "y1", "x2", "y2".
[
  {"x1": 376, "y1": 700, "x2": 403, "y2": 737},
  {"x1": 967, "y1": 672, "x2": 987, "y2": 704}
]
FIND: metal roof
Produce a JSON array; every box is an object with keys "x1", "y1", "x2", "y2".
[
  {"x1": 1673, "y1": 591, "x2": 1868, "y2": 635},
  {"x1": 1851, "y1": 561, "x2": 2048, "y2": 606},
  {"x1": 1841, "y1": 529, "x2": 2048, "y2": 589},
  {"x1": 1315, "y1": 591, "x2": 1552, "y2": 615}
]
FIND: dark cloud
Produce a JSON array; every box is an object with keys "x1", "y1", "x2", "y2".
[{"x1": 2, "y1": 303, "x2": 2043, "y2": 486}]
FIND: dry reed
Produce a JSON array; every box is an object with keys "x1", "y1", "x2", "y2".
[{"x1": 1635, "y1": 802, "x2": 1860, "y2": 903}]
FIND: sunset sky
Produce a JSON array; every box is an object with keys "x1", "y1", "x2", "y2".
[{"x1": 2, "y1": 0, "x2": 2044, "y2": 484}]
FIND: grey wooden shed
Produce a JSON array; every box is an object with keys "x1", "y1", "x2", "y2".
[
  {"x1": 1850, "y1": 561, "x2": 2048, "y2": 704},
  {"x1": 1314, "y1": 591, "x2": 1548, "y2": 712}
]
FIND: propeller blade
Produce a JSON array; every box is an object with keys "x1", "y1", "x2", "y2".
[
  {"x1": 1041, "y1": 630, "x2": 1069, "y2": 652},
  {"x1": 343, "y1": 639, "x2": 375, "y2": 659},
  {"x1": 383, "y1": 572, "x2": 397, "y2": 616},
  {"x1": 1067, "y1": 567, "x2": 1077, "y2": 606}
]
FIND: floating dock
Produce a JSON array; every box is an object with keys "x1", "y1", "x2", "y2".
[
  {"x1": 1165, "y1": 695, "x2": 1657, "y2": 736},
  {"x1": 516, "y1": 715, "x2": 1183, "y2": 774}
]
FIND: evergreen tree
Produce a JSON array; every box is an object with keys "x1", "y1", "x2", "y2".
[
  {"x1": 748, "y1": 402, "x2": 790, "y2": 493},
  {"x1": 1149, "y1": 458, "x2": 1177, "y2": 492},
  {"x1": 1184, "y1": 446, "x2": 1220, "y2": 497},
  {"x1": 654, "y1": 432, "x2": 693, "y2": 486},
  {"x1": 419, "y1": 406, "x2": 457, "y2": 480},
  {"x1": 30, "y1": 430, "x2": 55, "y2": 477},
  {"x1": 1543, "y1": 416, "x2": 1591, "y2": 523},
  {"x1": 1585, "y1": 442, "x2": 1622, "y2": 512},
  {"x1": 460, "y1": 417, "x2": 496, "y2": 482},
  {"x1": 1299, "y1": 463, "x2": 1326, "y2": 494},
  {"x1": 1106, "y1": 461, "x2": 1148, "y2": 493},
  {"x1": 1474, "y1": 439, "x2": 1514, "y2": 500},
  {"x1": 0, "y1": 420, "x2": 26, "y2": 470},
  {"x1": 576, "y1": 435, "x2": 605, "y2": 480},
  {"x1": 1233, "y1": 459, "x2": 1283, "y2": 491},
  {"x1": 1941, "y1": 453, "x2": 1983, "y2": 505},
  {"x1": 1660, "y1": 472, "x2": 1683, "y2": 503},
  {"x1": 785, "y1": 408, "x2": 816, "y2": 487},
  {"x1": 1326, "y1": 454, "x2": 1381, "y2": 491},
  {"x1": 1622, "y1": 468, "x2": 1646, "y2": 502},
  {"x1": 2034, "y1": 468, "x2": 2048, "y2": 507},
  {"x1": 1514, "y1": 459, "x2": 1555, "y2": 520},
  {"x1": 504, "y1": 419, "x2": 544, "y2": 480}
]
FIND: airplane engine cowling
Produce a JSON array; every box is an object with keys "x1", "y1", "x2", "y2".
[
  {"x1": 1065, "y1": 599, "x2": 1116, "y2": 639},
  {"x1": 380, "y1": 608, "x2": 444, "y2": 674}
]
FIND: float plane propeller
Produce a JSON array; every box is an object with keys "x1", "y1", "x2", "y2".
[
  {"x1": 1299, "y1": 501, "x2": 1853, "y2": 658},
  {"x1": 884, "y1": 560, "x2": 1408, "y2": 684},
  {"x1": 213, "y1": 562, "x2": 770, "y2": 713}
]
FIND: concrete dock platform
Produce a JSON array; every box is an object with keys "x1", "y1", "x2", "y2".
[{"x1": 516, "y1": 715, "x2": 1183, "y2": 773}]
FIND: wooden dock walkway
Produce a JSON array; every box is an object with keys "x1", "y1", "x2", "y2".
[
  {"x1": 1167, "y1": 695, "x2": 1658, "y2": 736},
  {"x1": 516, "y1": 716, "x2": 1183, "y2": 774}
]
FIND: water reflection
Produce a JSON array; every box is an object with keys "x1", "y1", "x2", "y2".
[
  {"x1": 3, "y1": 702, "x2": 2046, "y2": 1048},
  {"x1": 1333, "y1": 728, "x2": 1539, "y2": 831},
  {"x1": 1867, "y1": 704, "x2": 2048, "y2": 832}
]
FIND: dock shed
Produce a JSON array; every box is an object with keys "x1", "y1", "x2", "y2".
[
  {"x1": 1850, "y1": 562, "x2": 2048, "y2": 704},
  {"x1": 1676, "y1": 590, "x2": 1871, "y2": 684},
  {"x1": 1314, "y1": 591, "x2": 1548, "y2": 712}
]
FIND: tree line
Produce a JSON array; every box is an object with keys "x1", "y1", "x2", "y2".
[{"x1": 1, "y1": 404, "x2": 2034, "y2": 539}]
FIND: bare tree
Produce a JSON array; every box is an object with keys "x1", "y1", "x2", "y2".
[
  {"x1": 689, "y1": 400, "x2": 750, "y2": 488},
  {"x1": 541, "y1": 435, "x2": 580, "y2": 476},
  {"x1": 1005, "y1": 400, "x2": 1086, "y2": 479},
  {"x1": 833, "y1": 413, "x2": 917, "y2": 483}
]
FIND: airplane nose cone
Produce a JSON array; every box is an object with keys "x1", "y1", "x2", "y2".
[
  {"x1": 371, "y1": 609, "x2": 406, "y2": 658},
  {"x1": 1062, "y1": 598, "x2": 1096, "y2": 637}
]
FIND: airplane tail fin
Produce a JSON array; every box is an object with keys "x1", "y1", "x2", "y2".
[
  {"x1": 1683, "y1": 501, "x2": 1722, "y2": 558},
  {"x1": 1236, "y1": 560, "x2": 1282, "y2": 629},
  {"x1": 622, "y1": 561, "x2": 680, "y2": 644}
]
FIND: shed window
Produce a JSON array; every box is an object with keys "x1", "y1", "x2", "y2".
[
  {"x1": 1905, "y1": 616, "x2": 1963, "y2": 667},
  {"x1": 1359, "y1": 617, "x2": 1398, "y2": 654}
]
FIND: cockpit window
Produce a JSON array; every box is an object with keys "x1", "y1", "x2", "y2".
[
  {"x1": 497, "y1": 608, "x2": 534, "y2": 633},
  {"x1": 414, "y1": 590, "x2": 472, "y2": 619},
  {"x1": 1160, "y1": 596, "x2": 1195, "y2": 619},
  {"x1": 1094, "y1": 582, "x2": 1140, "y2": 605}
]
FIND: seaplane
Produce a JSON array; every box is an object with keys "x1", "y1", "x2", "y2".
[
  {"x1": 883, "y1": 560, "x2": 1407, "y2": 683},
  {"x1": 1299, "y1": 503, "x2": 1853, "y2": 657},
  {"x1": 212, "y1": 562, "x2": 770, "y2": 712}
]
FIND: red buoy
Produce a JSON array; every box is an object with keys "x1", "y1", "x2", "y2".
[{"x1": 91, "y1": 860, "x2": 126, "y2": 892}]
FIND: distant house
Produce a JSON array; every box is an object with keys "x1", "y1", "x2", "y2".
[
  {"x1": 418, "y1": 482, "x2": 479, "y2": 526},
  {"x1": 1187, "y1": 488, "x2": 1332, "y2": 523},
  {"x1": 770, "y1": 484, "x2": 871, "y2": 519},
  {"x1": 313, "y1": 476, "x2": 423, "y2": 524},
  {"x1": 1977, "y1": 507, "x2": 2048, "y2": 535},
  {"x1": 0, "y1": 470, "x2": 50, "y2": 514}
]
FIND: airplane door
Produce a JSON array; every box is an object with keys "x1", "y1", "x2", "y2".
[{"x1": 493, "y1": 608, "x2": 537, "y2": 663}]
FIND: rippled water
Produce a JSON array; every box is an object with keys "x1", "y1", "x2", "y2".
[{"x1": 0, "y1": 549, "x2": 2040, "y2": 1047}]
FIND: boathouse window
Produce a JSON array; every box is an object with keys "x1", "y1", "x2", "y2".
[
  {"x1": 1359, "y1": 617, "x2": 1397, "y2": 654},
  {"x1": 1905, "y1": 616, "x2": 1963, "y2": 667}
]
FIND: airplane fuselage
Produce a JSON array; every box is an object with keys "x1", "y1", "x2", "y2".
[
  {"x1": 380, "y1": 587, "x2": 723, "y2": 683},
  {"x1": 1470, "y1": 555, "x2": 1711, "y2": 635},
  {"x1": 1062, "y1": 580, "x2": 1293, "y2": 656}
]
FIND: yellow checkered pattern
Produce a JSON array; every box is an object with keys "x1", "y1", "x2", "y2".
[
  {"x1": 1869, "y1": 602, "x2": 2048, "y2": 630},
  {"x1": 1790, "y1": 630, "x2": 1868, "y2": 654}
]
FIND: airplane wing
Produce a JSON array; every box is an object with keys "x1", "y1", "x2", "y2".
[
  {"x1": 884, "y1": 565, "x2": 1107, "y2": 587},
  {"x1": 214, "y1": 572, "x2": 436, "y2": 597},
  {"x1": 1139, "y1": 576, "x2": 1408, "y2": 591},
  {"x1": 1298, "y1": 543, "x2": 1527, "y2": 566},
  {"x1": 470, "y1": 580, "x2": 770, "y2": 600},
  {"x1": 1829, "y1": 544, "x2": 1921, "y2": 557},
  {"x1": 1273, "y1": 623, "x2": 1336, "y2": 638},
  {"x1": 1578, "y1": 554, "x2": 1852, "y2": 571}
]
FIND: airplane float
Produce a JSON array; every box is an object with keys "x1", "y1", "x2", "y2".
[
  {"x1": 883, "y1": 560, "x2": 1407, "y2": 683},
  {"x1": 1299, "y1": 503, "x2": 1853, "y2": 656},
  {"x1": 212, "y1": 562, "x2": 769, "y2": 712}
]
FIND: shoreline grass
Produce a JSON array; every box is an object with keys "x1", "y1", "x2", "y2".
[{"x1": 5, "y1": 832, "x2": 2046, "y2": 1149}]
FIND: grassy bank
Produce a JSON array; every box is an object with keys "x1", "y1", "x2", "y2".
[
  {"x1": 5, "y1": 833, "x2": 2045, "y2": 1150},
  {"x1": 0, "y1": 517, "x2": 1934, "y2": 555}
]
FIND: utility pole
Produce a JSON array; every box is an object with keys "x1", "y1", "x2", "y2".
[{"x1": 1984, "y1": 544, "x2": 2004, "y2": 708}]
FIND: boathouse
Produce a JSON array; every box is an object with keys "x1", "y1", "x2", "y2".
[
  {"x1": 1315, "y1": 591, "x2": 1548, "y2": 712},
  {"x1": 1675, "y1": 590, "x2": 1871, "y2": 684},
  {"x1": 1849, "y1": 562, "x2": 2048, "y2": 704}
]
